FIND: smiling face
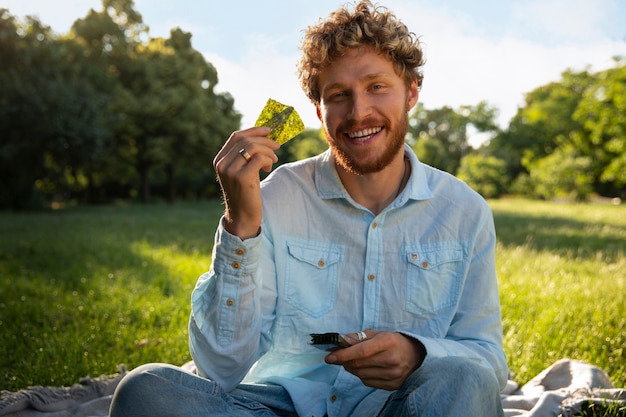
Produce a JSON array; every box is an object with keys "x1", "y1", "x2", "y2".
[{"x1": 316, "y1": 47, "x2": 419, "y2": 175}]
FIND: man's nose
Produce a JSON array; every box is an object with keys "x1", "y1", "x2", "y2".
[{"x1": 348, "y1": 92, "x2": 372, "y2": 120}]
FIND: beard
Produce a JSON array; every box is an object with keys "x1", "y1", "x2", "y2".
[{"x1": 324, "y1": 110, "x2": 409, "y2": 175}]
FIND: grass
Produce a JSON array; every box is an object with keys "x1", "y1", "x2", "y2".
[
  {"x1": 490, "y1": 198, "x2": 625, "y2": 389},
  {"x1": 0, "y1": 201, "x2": 220, "y2": 389},
  {"x1": 571, "y1": 401, "x2": 626, "y2": 417},
  {"x1": 0, "y1": 199, "x2": 624, "y2": 406}
]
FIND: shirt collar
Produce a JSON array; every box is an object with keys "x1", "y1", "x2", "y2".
[{"x1": 314, "y1": 144, "x2": 434, "y2": 202}]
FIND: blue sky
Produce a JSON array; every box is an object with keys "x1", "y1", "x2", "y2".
[{"x1": 4, "y1": 0, "x2": 626, "y2": 145}]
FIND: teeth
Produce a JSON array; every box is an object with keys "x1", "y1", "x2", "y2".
[{"x1": 348, "y1": 127, "x2": 382, "y2": 140}]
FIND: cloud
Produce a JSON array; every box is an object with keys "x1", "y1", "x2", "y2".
[
  {"x1": 182, "y1": 0, "x2": 626, "y2": 148},
  {"x1": 3, "y1": 0, "x2": 101, "y2": 32},
  {"x1": 374, "y1": 0, "x2": 626, "y2": 128},
  {"x1": 420, "y1": 33, "x2": 625, "y2": 127},
  {"x1": 7, "y1": 0, "x2": 624, "y2": 138},
  {"x1": 206, "y1": 40, "x2": 320, "y2": 130},
  {"x1": 511, "y1": 0, "x2": 622, "y2": 43}
]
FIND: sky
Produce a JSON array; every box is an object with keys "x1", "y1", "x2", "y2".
[{"x1": 3, "y1": 0, "x2": 626, "y2": 145}]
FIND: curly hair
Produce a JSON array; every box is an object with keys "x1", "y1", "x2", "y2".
[{"x1": 297, "y1": 0, "x2": 425, "y2": 104}]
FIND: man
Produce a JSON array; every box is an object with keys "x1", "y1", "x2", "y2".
[{"x1": 110, "y1": 1, "x2": 508, "y2": 416}]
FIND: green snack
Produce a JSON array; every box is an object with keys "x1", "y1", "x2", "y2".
[{"x1": 254, "y1": 98, "x2": 305, "y2": 144}]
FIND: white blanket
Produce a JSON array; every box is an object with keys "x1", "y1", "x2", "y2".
[
  {"x1": 1, "y1": 360, "x2": 623, "y2": 417},
  {"x1": 501, "y1": 359, "x2": 624, "y2": 416}
]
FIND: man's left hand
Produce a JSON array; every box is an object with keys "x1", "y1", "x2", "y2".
[{"x1": 325, "y1": 330, "x2": 426, "y2": 390}]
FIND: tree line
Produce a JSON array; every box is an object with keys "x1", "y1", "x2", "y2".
[
  {"x1": 459, "y1": 64, "x2": 626, "y2": 201},
  {"x1": 407, "y1": 62, "x2": 626, "y2": 202},
  {"x1": 1, "y1": 0, "x2": 624, "y2": 210},
  {"x1": 1, "y1": 0, "x2": 240, "y2": 209}
]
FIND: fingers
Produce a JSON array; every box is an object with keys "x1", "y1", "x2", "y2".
[
  {"x1": 341, "y1": 330, "x2": 369, "y2": 346},
  {"x1": 238, "y1": 148, "x2": 252, "y2": 163},
  {"x1": 327, "y1": 335, "x2": 403, "y2": 390},
  {"x1": 213, "y1": 126, "x2": 279, "y2": 239},
  {"x1": 213, "y1": 126, "x2": 279, "y2": 174},
  {"x1": 238, "y1": 139, "x2": 280, "y2": 172},
  {"x1": 326, "y1": 330, "x2": 378, "y2": 363},
  {"x1": 325, "y1": 331, "x2": 423, "y2": 390}
]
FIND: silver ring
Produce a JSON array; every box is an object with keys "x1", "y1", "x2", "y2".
[
  {"x1": 357, "y1": 331, "x2": 367, "y2": 342},
  {"x1": 239, "y1": 148, "x2": 252, "y2": 162}
]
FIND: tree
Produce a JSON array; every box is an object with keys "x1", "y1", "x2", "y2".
[
  {"x1": 526, "y1": 146, "x2": 594, "y2": 201},
  {"x1": 43, "y1": 37, "x2": 117, "y2": 203},
  {"x1": 71, "y1": 0, "x2": 240, "y2": 202},
  {"x1": 0, "y1": 11, "x2": 111, "y2": 208},
  {"x1": 412, "y1": 135, "x2": 447, "y2": 170},
  {"x1": 0, "y1": 11, "x2": 50, "y2": 208},
  {"x1": 72, "y1": 0, "x2": 156, "y2": 201},
  {"x1": 158, "y1": 29, "x2": 240, "y2": 202},
  {"x1": 572, "y1": 59, "x2": 626, "y2": 197},
  {"x1": 276, "y1": 128, "x2": 328, "y2": 164},
  {"x1": 488, "y1": 69, "x2": 593, "y2": 184},
  {"x1": 408, "y1": 103, "x2": 467, "y2": 174},
  {"x1": 457, "y1": 154, "x2": 509, "y2": 199},
  {"x1": 408, "y1": 101, "x2": 499, "y2": 175},
  {"x1": 489, "y1": 61, "x2": 626, "y2": 200},
  {"x1": 1, "y1": 1, "x2": 242, "y2": 207}
]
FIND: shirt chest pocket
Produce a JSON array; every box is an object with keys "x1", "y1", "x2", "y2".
[
  {"x1": 284, "y1": 240, "x2": 342, "y2": 318},
  {"x1": 404, "y1": 243, "x2": 464, "y2": 316}
]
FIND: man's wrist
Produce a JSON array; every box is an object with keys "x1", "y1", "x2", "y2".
[{"x1": 400, "y1": 333, "x2": 427, "y2": 371}]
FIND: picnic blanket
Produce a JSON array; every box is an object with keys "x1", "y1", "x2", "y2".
[{"x1": 1, "y1": 359, "x2": 624, "y2": 417}]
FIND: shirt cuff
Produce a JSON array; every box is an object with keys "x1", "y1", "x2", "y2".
[
  {"x1": 212, "y1": 216, "x2": 263, "y2": 271},
  {"x1": 191, "y1": 217, "x2": 263, "y2": 333}
]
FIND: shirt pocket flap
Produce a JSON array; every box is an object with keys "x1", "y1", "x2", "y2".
[
  {"x1": 287, "y1": 242, "x2": 342, "y2": 269},
  {"x1": 406, "y1": 247, "x2": 463, "y2": 270}
]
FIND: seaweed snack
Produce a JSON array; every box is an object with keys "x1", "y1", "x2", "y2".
[{"x1": 254, "y1": 98, "x2": 305, "y2": 144}]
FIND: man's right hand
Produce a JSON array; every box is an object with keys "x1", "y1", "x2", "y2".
[{"x1": 212, "y1": 126, "x2": 280, "y2": 240}]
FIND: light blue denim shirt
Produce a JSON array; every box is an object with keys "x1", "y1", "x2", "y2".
[{"x1": 190, "y1": 144, "x2": 508, "y2": 417}]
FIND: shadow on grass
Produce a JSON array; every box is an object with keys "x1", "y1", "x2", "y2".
[
  {"x1": 0, "y1": 200, "x2": 223, "y2": 390},
  {"x1": 493, "y1": 210, "x2": 626, "y2": 263},
  {"x1": 1, "y1": 201, "x2": 218, "y2": 283}
]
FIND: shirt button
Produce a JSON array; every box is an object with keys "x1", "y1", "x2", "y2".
[
  {"x1": 368, "y1": 274, "x2": 376, "y2": 281},
  {"x1": 232, "y1": 261, "x2": 241, "y2": 269},
  {"x1": 330, "y1": 394, "x2": 337, "y2": 402},
  {"x1": 226, "y1": 299, "x2": 234, "y2": 307},
  {"x1": 235, "y1": 247, "x2": 245, "y2": 256},
  {"x1": 371, "y1": 221, "x2": 378, "y2": 229},
  {"x1": 422, "y1": 261, "x2": 429, "y2": 268},
  {"x1": 317, "y1": 259, "x2": 325, "y2": 267}
]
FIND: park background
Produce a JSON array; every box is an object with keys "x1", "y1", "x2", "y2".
[{"x1": 0, "y1": 0, "x2": 624, "y2": 412}]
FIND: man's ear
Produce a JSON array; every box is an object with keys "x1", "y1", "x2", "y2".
[{"x1": 407, "y1": 79, "x2": 419, "y2": 111}]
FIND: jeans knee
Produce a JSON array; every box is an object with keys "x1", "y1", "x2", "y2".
[
  {"x1": 418, "y1": 357, "x2": 499, "y2": 393},
  {"x1": 115, "y1": 363, "x2": 166, "y2": 394},
  {"x1": 442, "y1": 357, "x2": 500, "y2": 393},
  {"x1": 379, "y1": 357, "x2": 504, "y2": 417},
  {"x1": 110, "y1": 363, "x2": 174, "y2": 417}
]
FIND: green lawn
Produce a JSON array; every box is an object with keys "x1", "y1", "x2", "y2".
[
  {"x1": 490, "y1": 198, "x2": 625, "y2": 389},
  {"x1": 1, "y1": 199, "x2": 624, "y2": 397},
  {"x1": 0, "y1": 201, "x2": 219, "y2": 390}
]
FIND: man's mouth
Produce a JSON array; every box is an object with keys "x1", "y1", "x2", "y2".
[{"x1": 346, "y1": 127, "x2": 383, "y2": 142}]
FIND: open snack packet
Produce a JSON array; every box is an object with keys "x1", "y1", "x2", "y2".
[
  {"x1": 254, "y1": 98, "x2": 305, "y2": 144},
  {"x1": 310, "y1": 332, "x2": 367, "y2": 351}
]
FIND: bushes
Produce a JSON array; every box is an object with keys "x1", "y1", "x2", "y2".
[
  {"x1": 457, "y1": 154, "x2": 509, "y2": 199},
  {"x1": 458, "y1": 148, "x2": 596, "y2": 202},
  {"x1": 511, "y1": 147, "x2": 594, "y2": 201}
]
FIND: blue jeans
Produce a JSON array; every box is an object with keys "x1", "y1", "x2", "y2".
[{"x1": 109, "y1": 357, "x2": 504, "y2": 417}]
